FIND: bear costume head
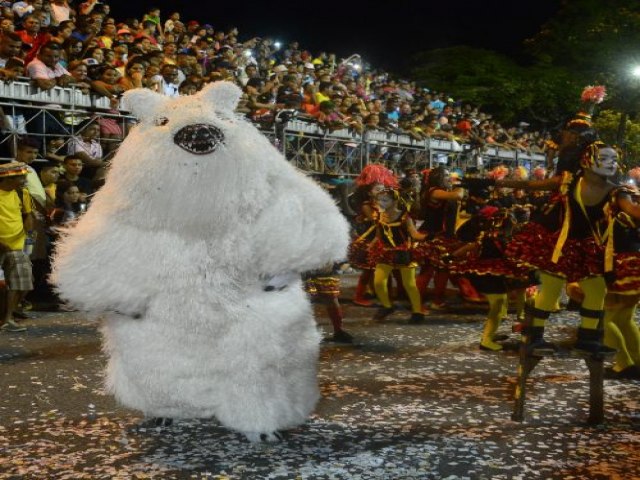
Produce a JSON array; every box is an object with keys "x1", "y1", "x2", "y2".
[{"x1": 100, "y1": 81, "x2": 279, "y2": 235}]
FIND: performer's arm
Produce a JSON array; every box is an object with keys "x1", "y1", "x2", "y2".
[
  {"x1": 496, "y1": 176, "x2": 561, "y2": 191},
  {"x1": 616, "y1": 192, "x2": 640, "y2": 220},
  {"x1": 405, "y1": 216, "x2": 427, "y2": 241}
]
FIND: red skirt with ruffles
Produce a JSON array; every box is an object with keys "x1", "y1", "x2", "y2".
[
  {"x1": 304, "y1": 276, "x2": 341, "y2": 297},
  {"x1": 608, "y1": 252, "x2": 640, "y2": 294},
  {"x1": 414, "y1": 234, "x2": 465, "y2": 269},
  {"x1": 369, "y1": 240, "x2": 419, "y2": 268},
  {"x1": 451, "y1": 255, "x2": 530, "y2": 280},
  {"x1": 348, "y1": 238, "x2": 375, "y2": 270},
  {"x1": 506, "y1": 222, "x2": 604, "y2": 282}
]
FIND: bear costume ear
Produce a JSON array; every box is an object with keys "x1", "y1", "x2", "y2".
[
  {"x1": 200, "y1": 81, "x2": 242, "y2": 113},
  {"x1": 121, "y1": 88, "x2": 169, "y2": 120}
]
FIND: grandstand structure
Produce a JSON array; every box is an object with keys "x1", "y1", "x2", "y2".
[{"x1": 0, "y1": 80, "x2": 546, "y2": 174}]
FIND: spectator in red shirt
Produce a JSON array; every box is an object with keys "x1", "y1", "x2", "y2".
[
  {"x1": 456, "y1": 115, "x2": 473, "y2": 138},
  {"x1": 135, "y1": 20, "x2": 158, "y2": 46},
  {"x1": 16, "y1": 14, "x2": 47, "y2": 64}
]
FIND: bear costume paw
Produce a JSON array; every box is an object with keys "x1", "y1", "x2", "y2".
[{"x1": 244, "y1": 431, "x2": 284, "y2": 443}]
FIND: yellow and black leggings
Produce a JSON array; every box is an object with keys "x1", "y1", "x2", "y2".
[
  {"x1": 531, "y1": 272, "x2": 606, "y2": 329},
  {"x1": 604, "y1": 298, "x2": 640, "y2": 371},
  {"x1": 374, "y1": 264, "x2": 422, "y2": 313}
]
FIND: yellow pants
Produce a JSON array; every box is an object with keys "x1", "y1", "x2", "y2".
[
  {"x1": 533, "y1": 272, "x2": 606, "y2": 329},
  {"x1": 481, "y1": 293, "x2": 508, "y2": 351},
  {"x1": 374, "y1": 264, "x2": 422, "y2": 313},
  {"x1": 604, "y1": 300, "x2": 640, "y2": 371}
]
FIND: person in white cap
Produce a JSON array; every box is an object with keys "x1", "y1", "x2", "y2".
[{"x1": 302, "y1": 62, "x2": 316, "y2": 85}]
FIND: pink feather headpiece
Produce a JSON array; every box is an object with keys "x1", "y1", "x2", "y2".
[
  {"x1": 355, "y1": 164, "x2": 398, "y2": 188},
  {"x1": 580, "y1": 85, "x2": 606, "y2": 104}
]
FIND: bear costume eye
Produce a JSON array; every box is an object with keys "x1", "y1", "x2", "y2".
[{"x1": 154, "y1": 117, "x2": 169, "y2": 126}]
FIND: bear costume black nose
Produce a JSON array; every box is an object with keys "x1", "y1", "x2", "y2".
[{"x1": 173, "y1": 124, "x2": 224, "y2": 155}]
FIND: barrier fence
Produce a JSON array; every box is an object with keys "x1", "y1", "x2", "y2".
[{"x1": 0, "y1": 81, "x2": 546, "y2": 172}]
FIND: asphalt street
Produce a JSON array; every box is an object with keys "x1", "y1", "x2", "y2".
[{"x1": 0, "y1": 275, "x2": 638, "y2": 479}]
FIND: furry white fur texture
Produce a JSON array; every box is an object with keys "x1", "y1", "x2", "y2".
[{"x1": 51, "y1": 82, "x2": 350, "y2": 438}]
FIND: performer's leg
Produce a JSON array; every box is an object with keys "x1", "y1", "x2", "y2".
[
  {"x1": 326, "y1": 296, "x2": 343, "y2": 333},
  {"x1": 431, "y1": 269, "x2": 449, "y2": 308},
  {"x1": 456, "y1": 276, "x2": 484, "y2": 302},
  {"x1": 416, "y1": 264, "x2": 434, "y2": 301},
  {"x1": 533, "y1": 272, "x2": 565, "y2": 324},
  {"x1": 577, "y1": 276, "x2": 607, "y2": 328},
  {"x1": 326, "y1": 296, "x2": 353, "y2": 343},
  {"x1": 617, "y1": 304, "x2": 640, "y2": 366},
  {"x1": 373, "y1": 264, "x2": 395, "y2": 320},
  {"x1": 606, "y1": 294, "x2": 640, "y2": 368},
  {"x1": 354, "y1": 269, "x2": 374, "y2": 306},
  {"x1": 399, "y1": 266, "x2": 423, "y2": 314},
  {"x1": 513, "y1": 288, "x2": 526, "y2": 322},
  {"x1": 392, "y1": 269, "x2": 407, "y2": 300},
  {"x1": 373, "y1": 263, "x2": 393, "y2": 307},
  {"x1": 575, "y1": 275, "x2": 613, "y2": 354},
  {"x1": 480, "y1": 293, "x2": 507, "y2": 351},
  {"x1": 525, "y1": 271, "x2": 565, "y2": 353},
  {"x1": 604, "y1": 307, "x2": 634, "y2": 371}
]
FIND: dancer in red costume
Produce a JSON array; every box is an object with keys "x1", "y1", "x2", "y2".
[
  {"x1": 416, "y1": 165, "x2": 465, "y2": 310},
  {"x1": 503, "y1": 141, "x2": 619, "y2": 355},
  {"x1": 348, "y1": 164, "x2": 398, "y2": 307},
  {"x1": 582, "y1": 167, "x2": 640, "y2": 377},
  {"x1": 563, "y1": 164, "x2": 640, "y2": 378},
  {"x1": 459, "y1": 86, "x2": 616, "y2": 356},
  {"x1": 304, "y1": 266, "x2": 353, "y2": 343},
  {"x1": 451, "y1": 206, "x2": 530, "y2": 351},
  {"x1": 370, "y1": 187, "x2": 427, "y2": 323}
]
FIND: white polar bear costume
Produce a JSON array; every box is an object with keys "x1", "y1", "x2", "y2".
[{"x1": 51, "y1": 82, "x2": 350, "y2": 440}]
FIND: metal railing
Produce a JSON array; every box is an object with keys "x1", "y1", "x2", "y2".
[
  {"x1": 0, "y1": 81, "x2": 546, "y2": 173},
  {"x1": 267, "y1": 113, "x2": 546, "y2": 175},
  {"x1": 0, "y1": 79, "x2": 132, "y2": 161}
]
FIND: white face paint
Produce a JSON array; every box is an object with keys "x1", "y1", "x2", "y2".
[
  {"x1": 369, "y1": 183, "x2": 385, "y2": 198},
  {"x1": 376, "y1": 194, "x2": 394, "y2": 211},
  {"x1": 591, "y1": 147, "x2": 618, "y2": 178}
]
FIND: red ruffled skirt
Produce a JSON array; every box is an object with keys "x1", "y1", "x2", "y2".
[
  {"x1": 369, "y1": 240, "x2": 418, "y2": 268},
  {"x1": 304, "y1": 276, "x2": 341, "y2": 297},
  {"x1": 414, "y1": 234, "x2": 465, "y2": 269},
  {"x1": 506, "y1": 222, "x2": 604, "y2": 282},
  {"x1": 451, "y1": 255, "x2": 530, "y2": 280},
  {"x1": 608, "y1": 252, "x2": 640, "y2": 294},
  {"x1": 348, "y1": 238, "x2": 375, "y2": 270}
]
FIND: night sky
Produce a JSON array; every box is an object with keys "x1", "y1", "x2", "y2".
[{"x1": 106, "y1": 0, "x2": 561, "y2": 72}]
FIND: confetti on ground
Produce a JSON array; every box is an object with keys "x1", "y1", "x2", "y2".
[{"x1": 0, "y1": 278, "x2": 639, "y2": 479}]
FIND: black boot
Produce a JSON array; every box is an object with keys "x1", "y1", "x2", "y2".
[
  {"x1": 565, "y1": 298, "x2": 581, "y2": 311},
  {"x1": 373, "y1": 306, "x2": 395, "y2": 321},
  {"x1": 154, "y1": 417, "x2": 173, "y2": 427},
  {"x1": 408, "y1": 312, "x2": 425, "y2": 325},
  {"x1": 524, "y1": 326, "x2": 556, "y2": 356},
  {"x1": 331, "y1": 329, "x2": 354, "y2": 343},
  {"x1": 573, "y1": 327, "x2": 616, "y2": 357}
]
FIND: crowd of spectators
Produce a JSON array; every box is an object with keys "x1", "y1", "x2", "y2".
[
  {"x1": 0, "y1": 0, "x2": 555, "y2": 323},
  {"x1": 0, "y1": 0, "x2": 550, "y2": 172}
]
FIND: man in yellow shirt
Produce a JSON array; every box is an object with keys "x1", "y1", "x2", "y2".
[
  {"x1": 0, "y1": 162, "x2": 34, "y2": 332},
  {"x1": 314, "y1": 81, "x2": 333, "y2": 105}
]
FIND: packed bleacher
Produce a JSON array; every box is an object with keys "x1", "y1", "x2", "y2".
[{"x1": 0, "y1": 0, "x2": 550, "y2": 181}]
